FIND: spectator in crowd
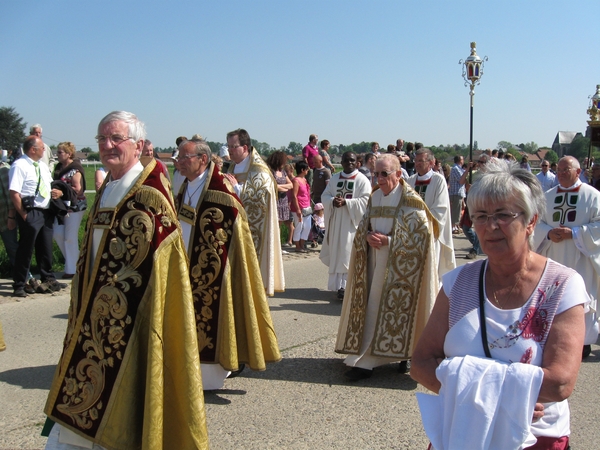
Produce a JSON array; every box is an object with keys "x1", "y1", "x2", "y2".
[
  {"x1": 224, "y1": 128, "x2": 284, "y2": 296},
  {"x1": 174, "y1": 138, "x2": 281, "y2": 390},
  {"x1": 311, "y1": 154, "x2": 331, "y2": 204},
  {"x1": 363, "y1": 152, "x2": 377, "y2": 186},
  {"x1": 536, "y1": 159, "x2": 557, "y2": 192},
  {"x1": 211, "y1": 153, "x2": 223, "y2": 171},
  {"x1": 412, "y1": 161, "x2": 586, "y2": 449},
  {"x1": 337, "y1": 154, "x2": 438, "y2": 380},
  {"x1": 591, "y1": 162, "x2": 600, "y2": 190},
  {"x1": 9, "y1": 136, "x2": 66, "y2": 297},
  {"x1": 290, "y1": 161, "x2": 312, "y2": 253},
  {"x1": 267, "y1": 151, "x2": 294, "y2": 249},
  {"x1": 302, "y1": 133, "x2": 319, "y2": 186},
  {"x1": 141, "y1": 139, "x2": 169, "y2": 180},
  {"x1": 51, "y1": 141, "x2": 87, "y2": 279},
  {"x1": 442, "y1": 163, "x2": 451, "y2": 186},
  {"x1": 319, "y1": 152, "x2": 370, "y2": 299},
  {"x1": 319, "y1": 139, "x2": 336, "y2": 173},
  {"x1": 533, "y1": 156, "x2": 600, "y2": 358},
  {"x1": 370, "y1": 142, "x2": 381, "y2": 157},
  {"x1": 550, "y1": 161, "x2": 557, "y2": 174},
  {"x1": 520, "y1": 155, "x2": 532, "y2": 172},
  {"x1": 171, "y1": 135, "x2": 188, "y2": 195},
  {"x1": 43, "y1": 111, "x2": 208, "y2": 449},
  {"x1": 283, "y1": 163, "x2": 296, "y2": 246},
  {"x1": 94, "y1": 166, "x2": 107, "y2": 191},
  {"x1": 29, "y1": 124, "x2": 56, "y2": 170},
  {"x1": 449, "y1": 155, "x2": 466, "y2": 234},
  {"x1": 404, "y1": 142, "x2": 416, "y2": 176}
]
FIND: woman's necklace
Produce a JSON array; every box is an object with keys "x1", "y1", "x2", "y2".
[
  {"x1": 186, "y1": 182, "x2": 203, "y2": 205},
  {"x1": 489, "y1": 255, "x2": 530, "y2": 308}
]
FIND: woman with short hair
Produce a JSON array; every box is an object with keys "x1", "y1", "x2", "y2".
[{"x1": 411, "y1": 160, "x2": 586, "y2": 449}]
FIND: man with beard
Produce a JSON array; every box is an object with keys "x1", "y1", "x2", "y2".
[{"x1": 319, "y1": 151, "x2": 371, "y2": 299}]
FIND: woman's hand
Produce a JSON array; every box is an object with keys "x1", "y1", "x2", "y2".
[
  {"x1": 50, "y1": 188, "x2": 63, "y2": 200},
  {"x1": 532, "y1": 403, "x2": 544, "y2": 423}
]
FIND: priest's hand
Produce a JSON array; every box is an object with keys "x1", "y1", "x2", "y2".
[
  {"x1": 548, "y1": 226, "x2": 572, "y2": 243},
  {"x1": 367, "y1": 231, "x2": 389, "y2": 249},
  {"x1": 333, "y1": 196, "x2": 346, "y2": 208}
]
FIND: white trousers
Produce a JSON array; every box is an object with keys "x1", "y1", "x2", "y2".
[{"x1": 53, "y1": 211, "x2": 84, "y2": 274}]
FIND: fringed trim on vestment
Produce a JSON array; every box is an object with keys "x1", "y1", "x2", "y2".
[
  {"x1": 135, "y1": 186, "x2": 178, "y2": 224},
  {"x1": 204, "y1": 190, "x2": 247, "y2": 220}
]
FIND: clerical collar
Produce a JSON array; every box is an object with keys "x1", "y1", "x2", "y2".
[
  {"x1": 233, "y1": 153, "x2": 251, "y2": 174},
  {"x1": 101, "y1": 161, "x2": 144, "y2": 208},
  {"x1": 341, "y1": 169, "x2": 359, "y2": 177},
  {"x1": 416, "y1": 170, "x2": 433, "y2": 181},
  {"x1": 184, "y1": 169, "x2": 209, "y2": 206},
  {"x1": 559, "y1": 179, "x2": 582, "y2": 191}
]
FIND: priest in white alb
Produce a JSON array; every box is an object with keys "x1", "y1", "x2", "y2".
[
  {"x1": 533, "y1": 156, "x2": 600, "y2": 356},
  {"x1": 408, "y1": 148, "x2": 456, "y2": 281},
  {"x1": 319, "y1": 152, "x2": 371, "y2": 299}
]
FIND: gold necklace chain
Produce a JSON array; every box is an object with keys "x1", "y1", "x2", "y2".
[{"x1": 489, "y1": 255, "x2": 530, "y2": 308}]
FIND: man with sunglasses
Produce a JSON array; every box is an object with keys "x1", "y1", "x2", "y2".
[
  {"x1": 174, "y1": 137, "x2": 280, "y2": 391},
  {"x1": 534, "y1": 156, "x2": 600, "y2": 358},
  {"x1": 44, "y1": 111, "x2": 208, "y2": 449},
  {"x1": 336, "y1": 154, "x2": 438, "y2": 380},
  {"x1": 536, "y1": 159, "x2": 557, "y2": 192},
  {"x1": 319, "y1": 151, "x2": 370, "y2": 300}
]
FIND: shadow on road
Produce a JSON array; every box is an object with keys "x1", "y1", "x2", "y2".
[
  {"x1": 0, "y1": 364, "x2": 56, "y2": 389},
  {"x1": 234, "y1": 357, "x2": 418, "y2": 391},
  {"x1": 270, "y1": 288, "x2": 342, "y2": 316}
]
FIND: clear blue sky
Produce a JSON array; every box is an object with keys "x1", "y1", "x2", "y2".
[{"x1": 1, "y1": 1, "x2": 597, "y2": 153}]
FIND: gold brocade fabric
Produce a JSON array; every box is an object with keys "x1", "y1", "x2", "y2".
[
  {"x1": 178, "y1": 163, "x2": 281, "y2": 371},
  {"x1": 335, "y1": 181, "x2": 439, "y2": 359},
  {"x1": 227, "y1": 148, "x2": 284, "y2": 296},
  {"x1": 44, "y1": 162, "x2": 208, "y2": 450}
]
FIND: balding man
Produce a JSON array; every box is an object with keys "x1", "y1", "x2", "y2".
[
  {"x1": 534, "y1": 156, "x2": 600, "y2": 357},
  {"x1": 9, "y1": 136, "x2": 65, "y2": 297},
  {"x1": 175, "y1": 138, "x2": 280, "y2": 390},
  {"x1": 29, "y1": 124, "x2": 56, "y2": 170},
  {"x1": 536, "y1": 159, "x2": 557, "y2": 191},
  {"x1": 141, "y1": 139, "x2": 170, "y2": 180},
  {"x1": 336, "y1": 154, "x2": 438, "y2": 380}
]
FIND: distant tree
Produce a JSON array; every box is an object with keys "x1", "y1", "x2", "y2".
[
  {"x1": 87, "y1": 152, "x2": 101, "y2": 161},
  {"x1": 80, "y1": 146, "x2": 92, "y2": 154},
  {"x1": 544, "y1": 150, "x2": 559, "y2": 164},
  {"x1": 206, "y1": 141, "x2": 223, "y2": 154},
  {"x1": 473, "y1": 140, "x2": 479, "y2": 151},
  {"x1": 567, "y1": 136, "x2": 591, "y2": 162},
  {"x1": 497, "y1": 141, "x2": 514, "y2": 151},
  {"x1": 522, "y1": 141, "x2": 539, "y2": 153},
  {"x1": 286, "y1": 141, "x2": 303, "y2": 155},
  {"x1": 0, "y1": 106, "x2": 27, "y2": 151}
]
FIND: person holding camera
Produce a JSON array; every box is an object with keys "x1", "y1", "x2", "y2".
[
  {"x1": 52, "y1": 141, "x2": 87, "y2": 279},
  {"x1": 8, "y1": 136, "x2": 65, "y2": 297}
]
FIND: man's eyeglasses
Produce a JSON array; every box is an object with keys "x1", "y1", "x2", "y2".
[
  {"x1": 471, "y1": 211, "x2": 523, "y2": 226},
  {"x1": 227, "y1": 144, "x2": 241, "y2": 151},
  {"x1": 556, "y1": 167, "x2": 575, "y2": 174},
  {"x1": 176, "y1": 154, "x2": 202, "y2": 162},
  {"x1": 95, "y1": 134, "x2": 132, "y2": 145},
  {"x1": 373, "y1": 170, "x2": 394, "y2": 178}
]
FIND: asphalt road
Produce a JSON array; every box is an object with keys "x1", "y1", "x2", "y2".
[{"x1": 0, "y1": 235, "x2": 599, "y2": 449}]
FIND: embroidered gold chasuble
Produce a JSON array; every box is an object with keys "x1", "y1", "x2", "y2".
[
  {"x1": 45, "y1": 160, "x2": 208, "y2": 449},
  {"x1": 228, "y1": 148, "x2": 284, "y2": 296},
  {"x1": 176, "y1": 163, "x2": 281, "y2": 371},
  {"x1": 335, "y1": 180, "x2": 439, "y2": 361}
]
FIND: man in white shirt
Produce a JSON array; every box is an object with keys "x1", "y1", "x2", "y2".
[
  {"x1": 536, "y1": 159, "x2": 557, "y2": 192},
  {"x1": 9, "y1": 136, "x2": 65, "y2": 297}
]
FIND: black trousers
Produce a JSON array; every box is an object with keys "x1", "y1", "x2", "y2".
[{"x1": 13, "y1": 208, "x2": 55, "y2": 289}]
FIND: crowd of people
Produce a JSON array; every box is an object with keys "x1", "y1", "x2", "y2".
[{"x1": 0, "y1": 119, "x2": 599, "y2": 449}]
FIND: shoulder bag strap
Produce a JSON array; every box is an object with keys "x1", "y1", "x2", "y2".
[{"x1": 479, "y1": 260, "x2": 492, "y2": 358}]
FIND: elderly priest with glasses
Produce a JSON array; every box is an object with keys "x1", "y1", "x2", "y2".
[{"x1": 336, "y1": 153, "x2": 438, "y2": 381}]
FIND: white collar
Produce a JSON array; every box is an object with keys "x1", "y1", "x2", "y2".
[{"x1": 416, "y1": 170, "x2": 433, "y2": 181}]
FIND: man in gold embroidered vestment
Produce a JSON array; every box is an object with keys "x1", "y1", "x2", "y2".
[
  {"x1": 175, "y1": 138, "x2": 281, "y2": 391},
  {"x1": 43, "y1": 111, "x2": 208, "y2": 449},
  {"x1": 336, "y1": 154, "x2": 439, "y2": 381},
  {"x1": 224, "y1": 128, "x2": 284, "y2": 296}
]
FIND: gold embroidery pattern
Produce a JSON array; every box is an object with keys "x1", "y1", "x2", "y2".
[
  {"x1": 242, "y1": 171, "x2": 269, "y2": 259},
  {"x1": 55, "y1": 205, "x2": 153, "y2": 429},
  {"x1": 372, "y1": 208, "x2": 429, "y2": 357},
  {"x1": 190, "y1": 207, "x2": 233, "y2": 353}
]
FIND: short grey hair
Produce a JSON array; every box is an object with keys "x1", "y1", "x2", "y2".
[
  {"x1": 415, "y1": 148, "x2": 434, "y2": 161},
  {"x1": 179, "y1": 138, "x2": 211, "y2": 159},
  {"x1": 29, "y1": 124, "x2": 42, "y2": 134},
  {"x1": 467, "y1": 159, "x2": 545, "y2": 247},
  {"x1": 98, "y1": 111, "x2": 146, "y2": 143},
  {"x1": 377, "y1": 153, "x2": 400, "y2": 171}
]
